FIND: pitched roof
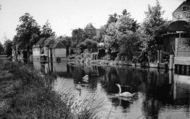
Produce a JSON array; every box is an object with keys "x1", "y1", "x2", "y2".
[
  {"x1": 44, "y1": 36, "x2": 56, "y2": 48},
  {"x1": 173, "y1": 0, "x2": 190, "y2": 16},
  {"x1": 34, "y1": 38, "x2": 46, "y2": 48},
  {"x1": 33, "y1": 36, "x2": 66, "y2": 49},
  {"x1": 52, "y1": 41, "x2": 66, "y2": 48}
]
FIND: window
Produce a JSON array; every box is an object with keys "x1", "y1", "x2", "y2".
[{"x1": 182, "y1": 6, "x2": 189, "y2": 11}]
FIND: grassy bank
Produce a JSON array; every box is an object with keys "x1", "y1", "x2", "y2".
[
  {"x1": 0, "y1": 62, "x2": 73, "y2": 118},
  {"x1": 0, "y1": 61, "x2": 104, "y2": 119}
]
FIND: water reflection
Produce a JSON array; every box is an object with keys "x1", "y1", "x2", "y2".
[{"x1": 33, "y1": 61, "x2": 190, "y2": 119}]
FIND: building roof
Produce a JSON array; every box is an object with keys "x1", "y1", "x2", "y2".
[
  {"x1": 33, "y1": 38, "x2": 46, "y2": 48},
  {"x1": 44, "y1": 36, "x2": 56, "y2": 48},
  {"x1": 173, "y1": 0, "x2": 190, "y2": 15},
  {"x1": 52, "y1": 41, "x2": 66, "y2": 48},
  {"x1": 173, "y1": 0, "x2": 190, "y2": 21},
  {"x1": 33, "y1": 36, "x2": 66, "y2": 49},
  {"x1": 168, "y1": 20, "x2": 190, "y2": 32}
]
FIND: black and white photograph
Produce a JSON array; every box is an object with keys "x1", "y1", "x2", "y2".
[{"x1": 0, "y1": 0, "x2": 190, "y2": 119}]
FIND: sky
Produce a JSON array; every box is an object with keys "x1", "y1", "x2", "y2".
[{"x1": 0, "y1": 0, "x2": 185, "y2": 43}]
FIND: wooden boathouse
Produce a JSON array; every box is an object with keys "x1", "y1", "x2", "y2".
[{"x1": 167, "y1": 0, "x2": 190, "y2": 73}]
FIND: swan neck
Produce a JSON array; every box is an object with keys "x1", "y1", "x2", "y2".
[{"x1": 117, "y1": 84, "x2": 121, "y2": 94}]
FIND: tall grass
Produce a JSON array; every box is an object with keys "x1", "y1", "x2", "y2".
[
  {"x1": 60, "y1": 91, "x2": 105, "y2": 119},
  {"x1": 0, "y1": 62, "x2": 73, "y2": 119},
  {"x1": 0, "y1": 62, "x2": 104, "y2": 119}
]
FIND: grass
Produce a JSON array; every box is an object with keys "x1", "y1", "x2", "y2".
[
  {"x1": 61, "y1": 91, "x2": 105, "y2": 119},
  {"x1": 0, "y1": 61, "x2": 73, "y2": 119},
  {"x1": 0, "y1": 61, "x2": 104, "y2": 119}
]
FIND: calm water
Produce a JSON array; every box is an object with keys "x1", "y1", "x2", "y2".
[{"x1": 33, "y1": 61, "x2": 190, "y2": 119}]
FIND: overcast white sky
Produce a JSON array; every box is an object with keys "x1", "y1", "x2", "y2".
[{"x1": 0, "y1": 0, "x2": 185, "y2": 43}]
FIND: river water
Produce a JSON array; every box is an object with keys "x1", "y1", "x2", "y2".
[{"x1": 33, "y1": 61, "x2": 190, "y2": 119}]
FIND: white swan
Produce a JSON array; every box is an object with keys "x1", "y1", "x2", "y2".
[
  {"x1": 116, "y1": 84, "x2": 134, "y2": 98},
  {"x1": 82, "y1": 75, "x2": 89, "y2": 83}
]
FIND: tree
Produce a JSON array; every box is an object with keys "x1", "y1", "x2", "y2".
[
  {"x1": 102, "y1": 13, "x2": 118, "y2": 50},
  {"x1": 41, "y1": 21, "x2": 55, "y2": 38},
  {"x1": 116, "y1": 9, "x2": 139, "y2": 33},
  {"x1": 119, "y1": 33, "x2": 142, "y2": 60},
  {"x1": 94, "y1": 25, "x2": 106, "y2": 42},
  {"x1": 142, "y1": 0, "x2": 166, "y2": 62},
  {"x1": 102, "y1": 9, "x2": 140, "y2": 60},
  {"x1": 78, "y1": 39, "x2": 98, "y2": 52},
  {"x1": 0, "y1": 42, "x2": 4, "y2": 55},
  {"x1": 16, "y1": 13, "x2": 41, "y2": 49},
  {"x1": 71, "y1": 28, "x2": 85, "y2": 47},
  {"x1": 84, "y1": 23, "x2": 97, "y2": 39},
  {"x1": 107, "y1": 13, "x2": 118, "y2": 24},
  {"x1": 104, "y1": 22, "x2": 118, "y2": 50},
  {"x1": 4, "y1": 40, "x2": 13, "y2": 57},
  {"x1": 59, "y1": 36, "x2": 72, "y2": 56},
  {"x1": 15, "y1": 13, "x2": 41, "y2": 62}
]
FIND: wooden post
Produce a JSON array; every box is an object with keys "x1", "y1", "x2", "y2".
[
  {"x1": 50, "y1": 48, "x2": 53, "y2": 72},
  {"x1": 181, "y1": 65, "x2": 185, "y2": 75},
  {"x1": 157, "y1": 50, "x2": 160, "y2": 68},
  {"x1": 175, "y1": 38, "x2": 179, "y2": 56},
  {"x1": 187, "y1": 65, "x2": 190, "y2": 75},
  {"x1": 169, "y1": 55, "x2": 174, "y2": 70},
  {"x1": 169, "y1": 70, "x2": 173, "y2": 84}
]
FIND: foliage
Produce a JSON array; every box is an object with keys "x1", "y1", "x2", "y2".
[
  {"x1": 84, "y1": 23, "x2": 96, "y2": 39},
  {"x1": 142, "y1": 0, "x2": 166, "y2": 62},
  {"x1": 94, "y1": 25, "x2": 106, "y2": 42},
  {"x1": 41, "y1": 21, "x2": 55, "y2": 38},
  {"x1": 119, "y1": 33, "x2": 142, "y2": 60},
  {"x1": 0, "y1": 62, "x2": 104, "y2": 119},
  {"x1": 71, "y1": 23, "x2": 98, "y2": 53},
  {"x1": 116, "y1": 9, "x2": 139, "y2": 33},
  {"x1": 15, "y1": 13, "x2": 41, "y2": 50},
  {"x1": 78, "y1": 39, "x2": 98, "y2": 52},
  {"x1": 104, "y1": 23, "x2": 117, "y2": 49},
  {"x1": 0, "y1": 62, "x2": 73, "y2": 119},
  {"x1": 72, "y1": 28, "x2": 86, "y2": 47},
  {"x1": 58, "y1": 36, "x2": 72, "y2": 56},
  {"x1": 4, "y1": 39, "x2": 13, "y2": 57},
  {"x1": 102, "y1": 9, "x2": 140, "y2": 60},
  {"x1": 0, "y1": 42, "x2": 4, "y2": 54},
  {"x1": 107, "y1": 13, "x2": 118, "y2": 24}
]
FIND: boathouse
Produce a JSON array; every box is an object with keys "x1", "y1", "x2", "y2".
[
  {"x1": 50, "y1": 39, "x2": 67, "y2": 62},
  {"x1": 167, "y1": 0, "x2": 190, "y2": 71},
  {"x1": 33, "y1": 36, "x2": 66, "y2": 63},
  {"x1": 32, "y1": 38, "x2": 46, "y2": 62}
]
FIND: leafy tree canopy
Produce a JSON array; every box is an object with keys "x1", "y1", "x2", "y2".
[
  {"x1": 116, "y1": 9, "x2": 139, "y2": 33},
  {"x1": 41, "y1": 21, "x2": 55, "y2": 38},
  {"x1": 141, "y1": 0, "x2": 167, "y2": 61},
  {"x1": 78, "y1": 39, "x2": 98, "y2": 52},
  {"x1": 4, "y1": 39, "x2": 13, "y2": 57},
  {"x1": 84, "y1": 23, "x2": 97, "y2": 39},
  {"x1": 143, "y1": 0, "x2": 165, "y2": 36},
  {"x1": 15, "y1": 13, "x2": 41, "y2": 50},
  {"x1": 0, "y1": 42, "x2": 4, "y2": 55},
  {"x1": 72, "y1": 28, "x2": 85, "y2": 47},
  {"x1": 102, "y1": 9, "x2": 140, "y2": 60}
]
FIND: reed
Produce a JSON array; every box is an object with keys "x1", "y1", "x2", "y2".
[{"x1": 0, "y1": 61, "x2": 104, "y2": 119}]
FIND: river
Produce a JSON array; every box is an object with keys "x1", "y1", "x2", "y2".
[{"x1": 33, "y1": 61, "x2": 190, "y2": 119}]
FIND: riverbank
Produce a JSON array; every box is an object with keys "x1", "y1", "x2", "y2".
[
  {"x1": 0, "y1": 61, "x2": 74, "y2": 118},
  {"x1": 0, "y1": 61, "x2": 99, "y2": 119},
  {"x1": 67, "y1": 58, "x2": 169, "y2": 70}
]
